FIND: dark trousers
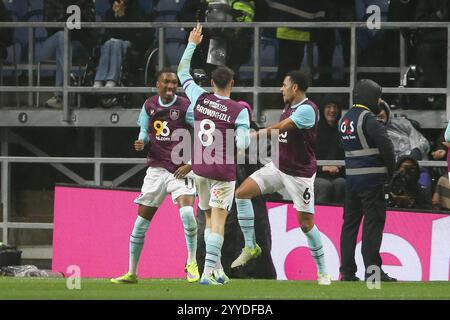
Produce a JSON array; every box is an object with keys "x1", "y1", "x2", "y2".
[
  {"x1": 277, "y1": 39, "x2": 306, "y2": 82},
  {"x1": 416, "y1": 39, "x2": 447, "y2": 88},
  {"x1": 340, "y1": 186, "x2": 386, "y2": 277}
]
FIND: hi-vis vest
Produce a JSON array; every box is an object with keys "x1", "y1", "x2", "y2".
[
  {"x1": 339, "y1": 104, "x2": 388, "y2": 191},
  {"x1": 206, "y1": 0, "x2": 255, "y2": 22}
]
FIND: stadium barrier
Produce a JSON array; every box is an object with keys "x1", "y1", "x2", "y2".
[
  {"x1": 0, "y1": 21, "x2": 449, "y2": 121},
  {"x1": 52, "y1": 185, "x2": 450, "y2": 281}
]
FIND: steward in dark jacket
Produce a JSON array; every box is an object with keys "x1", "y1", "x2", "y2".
[{"x1": 339, "y1": 79, "x2": 397, "y2": 282}]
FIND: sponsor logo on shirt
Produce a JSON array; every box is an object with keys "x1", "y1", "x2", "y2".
[
  {"x1": 203, "y1": 98, "x2": 228, "y2": 112},
  {"x1": 278, "y1": 131, "x2": 288, "y2": 143}
]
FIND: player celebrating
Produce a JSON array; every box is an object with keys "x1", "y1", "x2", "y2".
[
  {"x1": 177, "y1": 23, "x2": 250, "y2": 285},
  {"x1": 111, "y1": 69, "x2": 199, "y2": 284},
  {"x1": 231, "y1": 70, "x2": 332, "y2": 286}
]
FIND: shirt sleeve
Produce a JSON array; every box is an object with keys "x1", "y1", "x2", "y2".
[
  {"x1": 177, "y1": 42, "x2": 207, "y2": 104},
  {"x1": 445, "y1": 121, "x2": 450, "y2": 142},
  {"x1": 185, "y1": 103, "x2": 194, "y2": 128},
  {"x1": 137, "y1": 103, "x2": 150, "y2": 144},
  {"x1": 289, "y1": 104, "x2": 316, "y2": 129},
  {"x1": 235, "y1": 108, "x2": 250, "y2": 150}
]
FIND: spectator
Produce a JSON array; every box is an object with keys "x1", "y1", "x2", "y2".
[
  {"x1": 355, "y1": 0, "x2": 389, "y2": 56},
  {"x1": 432, "y1": 175, "x2": 450, "y2": 210},
  {"x1": 415, "y1": 0, "x2": 448, "y2": 109},
  {"x1": 429, "y1": 128, "x2": 449, "y2": 183},
  {"x1": 315, "y1": 94, "x2": 346, "y2": 204},
  {"x1": 269, "y1": 0, "x2": 326, "y2": 82},
  {"x1": 377, "y1": 100, "x2": 432, "y2": 191},
  {"x1": 388, "y1": 155, "x2": 432, "y2": 209},
  {"x1": 377, "y1": 100, "x2": 430, "y2": 161},
  {"x1": 0, "y1": 1, "x2": 13, "y2": 60},
  {"x1": 39, "y1": 0, "x2": 96, "y2": 109},
  {"x1": 430, "y1": 127, "x2": 450, "y2": 210},
  {"x1": 178, "y1": 0, "x2": 255, "y2": 84},
  {"x1": 316, "y1": 0, "x2": 354, "y2": 86},
  {"x1": 93, "y1": 0, "x2": 143, "y2": 89}
]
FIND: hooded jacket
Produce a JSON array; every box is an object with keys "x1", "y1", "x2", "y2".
[
  {"x1": 381, "y1": 103, "x2": 430, "y2": 161},
  {"x1": 316, "y1": 94, "x2": 345, "y2": 179},
  {"x1": 340, "y1": 79, "x2": 396, "y2": 191}
]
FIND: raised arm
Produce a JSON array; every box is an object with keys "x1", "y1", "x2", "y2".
[{"x1": 177, "y1": 23, "x2": 207, "y2": 104}]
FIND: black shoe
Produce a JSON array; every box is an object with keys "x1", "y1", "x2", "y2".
[
  {"x1": 364, "y1": 272, "x2": 398, "y2": 282},
  {"x1": 380, "y1": 272, "x2": 397, "y2": 282},
  {"x1": 340, "y1": 274, "x2": 361, "y2": 281}
]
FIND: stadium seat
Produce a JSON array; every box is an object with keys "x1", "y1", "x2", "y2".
[
  {"x1": 95, "y1": 0, "x2": 110, "y2": 21},
  {"x1": 165, "y1": 38, "x2": 186, "y2": 68},
  {"x1": 4, "y1": 0, "x2": 28, "y2": 20},
  {"x1": 165, "y1": 27, "x2": 186, "y2": 41},
  {"x1": 1, "y1": 1, "x2": 24, "y2": 95},
  {"x1": 28, "y1": 0, "x2": 43, "y2": 11},
  {"x1": 0, "y1": 42, "x2": 21, "y2": 107},
  {"x1": 240, "y1": 36, "x2": 279, "y2": 83},
  {"x1": 138, "y1": 0, "x2": 156, "y2": 16},
  {"x1": 152, "y1": 0, "x2": 186, "y2": 21}
]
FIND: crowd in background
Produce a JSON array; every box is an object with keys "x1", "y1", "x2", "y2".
[{"x1": 0, "y1": 0, "x2": 449, "y2": 211}]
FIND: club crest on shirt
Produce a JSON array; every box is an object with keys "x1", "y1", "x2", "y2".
[
  {"x1": 170, "y1": 109, "x2": 180, "y2": 120},
  {"x1": 149, "y1": 109, "x2": 155, "y2": 116}
]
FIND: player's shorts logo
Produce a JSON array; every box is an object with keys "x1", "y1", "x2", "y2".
[
  {"x1": 278, "y1": 131, "x2": 288, "y2": 143},
  {"x1": 212, "y1": 189, "x2": 221, "y2": 198},
  {"x1": 170, "y1": 109, "x2": 180, "y2": 120}
]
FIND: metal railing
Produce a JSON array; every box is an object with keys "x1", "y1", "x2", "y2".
[
  {"x1": 1, "y1": 21, "x2": 450, "y2": 246},
  {"x1": 0, "y1": 21, "x2": 450, "y2": 120}
]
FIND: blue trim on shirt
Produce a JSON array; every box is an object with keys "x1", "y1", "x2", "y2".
[
  {"x1": 158, "y1": 95, "x2": 177, "y2": 107},
  {"x1": 214, "y1": 93, "x2": 230, "y2": 100},
  {"x1": 289, "y1": 103, "x2": 316, "y2": 129},
  {"x1": 235, "y1": 108, "x2": 250, "y2": 149},
  {"x1": 178, "y1": 42, "x2": 207, "y2": 104},
  {"x1": 185, "y1": 103, "x2": 195, "y2": 128},
  {"x1": 137, "y1": 102, "x2": 150, "y2": 144},
  {"x1": 445, "y1": 121, "x2": 450, "y2": 142}
]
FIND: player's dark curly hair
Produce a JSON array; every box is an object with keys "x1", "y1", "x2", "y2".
[
  {"x1": 211, "y1": 66, "x2": 235, "y2": 89},
  {"x1": 286, "y1": 70, "x2": 309, "y2": 92},
  {"x1": 156, "y1": 68, "x2": 177, "y2": 81}
]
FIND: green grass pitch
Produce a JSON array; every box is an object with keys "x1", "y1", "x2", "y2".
[{"x1": 0, "y1": 278, "x2": 449, "y2": 300}]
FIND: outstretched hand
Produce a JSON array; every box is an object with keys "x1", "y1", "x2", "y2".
[{"x1": 188, "y1": 23, "x2": 203, "y2": 45}]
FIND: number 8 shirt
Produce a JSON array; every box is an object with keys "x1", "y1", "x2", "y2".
[{"x1": 190, "y1": 92, "x2": 248, "y2": 182}]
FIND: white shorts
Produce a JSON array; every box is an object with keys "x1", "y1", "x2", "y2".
[
  {"x1": 134, "y1": 167, "x2": 196, "y2": 207},
  {"x1": 193, "y1": 173, "x2": 236, "y2": 211},
  {"x1": 250, "y1": 161, "x2": 316, "y2": 213}
]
